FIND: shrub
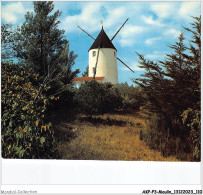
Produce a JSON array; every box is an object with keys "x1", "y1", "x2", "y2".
[
  {"x1": 142, "y1": 113, "x2": 192, "y2": 160},
  {"x1": 115, "y1": 82, "x2": 146, "y2": 110},
  {"x1": 182, "y1": 108, "x2": 201, "y2": 160},
  {"x1": 1, "y1": 62, "x2": 58, "y2": 158},
  {"x1": 46, "y1": 83, "x2": 77, "y2": 120},
  {"x1": 75, "y1": 81, "x2": 123, "y2": 116}
]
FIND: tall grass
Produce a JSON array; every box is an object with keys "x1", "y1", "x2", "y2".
[
  {"x1": 142, "y1": 114, "x2": 193, "y2": 161},
  {"x1": 57, "y1": 111, "x2": 178, "y2": 161}
]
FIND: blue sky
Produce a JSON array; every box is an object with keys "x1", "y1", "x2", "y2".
[{"x1": 1, "y1": 1, "x2": 201, "y2": 85}]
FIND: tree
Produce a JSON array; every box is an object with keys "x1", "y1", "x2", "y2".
[
  {"x1": 115, "y1": 82, "x2": 146, "y2": 110},
  {"x1": 14, "y1": 1, "x2": 79, "y2": 87},
  {"x1": 1, "y1": 24, "x2": 16, "y2": 62},
  {"x1": 82, "y1": 65, "x2": 89, "y2": 77},
  {"x1": 134, "y1": 17, "x2": 201, "y2": 161},
  {"x1": 181, "y1": 16, "x2": 201, "y2": 160},
  {"x1": 75, "y1": 81, "x2": 122, "y2": 116},
  {"x1": 1, "y1": 2, "x2": 80, "y2": 158}
]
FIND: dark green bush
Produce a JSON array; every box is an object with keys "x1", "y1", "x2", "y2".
[
  {"x1": 46, "y1": 83, "x2": 77, "y2": 118},
  {"x1": 115, "y1": 82, "x2": 146, "y2": 110},
  {"x1": 142, "y1": 113, "x2": 193, "y2": 160},
  {"x1": 75, "y1": 81, "x2": 123, "y2": 115},
  {"x1": 182, "y1": 108, "x2": 201, "y2": 160}
]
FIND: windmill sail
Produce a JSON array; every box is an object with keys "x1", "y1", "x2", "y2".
[
  {"x1": 76, "y1": 20, "x2": 133, "y2": 86},
  {"x1": 117, "y1": 57, "x2": 134, "y2": 73},
  {"x1": 78, "y1": 26, "x2": 95, "y2": 40},
  {"x1": 111, "y1": 18, "x2": 129, "y2": 41},
  {"x1": 93, "y1": 44, "x2": 101, "y2": 80}
]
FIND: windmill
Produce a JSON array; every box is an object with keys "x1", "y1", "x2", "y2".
[{"x1": 73, "y1": 18, "x2": 134, "y2": 87}]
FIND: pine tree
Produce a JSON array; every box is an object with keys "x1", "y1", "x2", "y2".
[
  {"x1": 14, "y1": 1, "x2": 79, "y2": 83},
  {"x1": 134, "y1": 16, "x2": 201, "y2": 160},
  {"x1": 82, "y1": 65, "x2": 89, "y2": 77},
  {"x1": 1, "y1": 24, "x2": 16, "y2": 62},
  {"x1": 181, "y1": 16, "x2": 201, "y2": 160}
]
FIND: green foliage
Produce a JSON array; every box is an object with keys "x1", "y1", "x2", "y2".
[
  {"x1": 12, "y1": 1, "x2": 79, "y2": 93},
  {"x1": 2, "y1": 1, "x2": 80, "y2": 118},
  {"x1": 46, "y1": 84, "x2": 77, "y2": 120},
  {"x1": 14, "y1": 1, "x2": 65, "y2": 76},
  {"x1": 75, "y1": 81, "x2": 123, "y2": 115},
  {"x1": 75, "y1": 81, "x2": 146, "y2": 116},
  {"x1": 135, "y1": 17, "x2": 201, "y2": 161},
  {"x1": 1, "y1": 62, "x2": 57, "y2": 158},
  {"x1": 142, "y1": 114, "x2": 191, "y2": 160},
  {"x1": 1, "y1": 1, "x2": 80, "y2": 159},
  {"x1": 82, "y1": 65, "x2": 89, "y2": 77},
  {"x1": 115, "y1": 82, "x2": 146, "y2": 110},
  {"x1": 1, "y1": 24, "x2": 17, "y2": 62},
  {"x1": 182, "y1": 108, "x2": 201, "y2": 160}
]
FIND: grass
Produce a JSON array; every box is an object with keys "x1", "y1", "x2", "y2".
[{"x1": 55, "y1": 110, "x2": 178, "y2": 161}]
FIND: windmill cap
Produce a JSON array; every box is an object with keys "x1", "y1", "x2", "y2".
[{"x1": 88, "y1": 28, "x2": 117, "y2": 51}]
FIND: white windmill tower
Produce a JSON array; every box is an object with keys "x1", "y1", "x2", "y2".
[{"x1": 73, "y1": 18, "x2": 134, "y2": 87}]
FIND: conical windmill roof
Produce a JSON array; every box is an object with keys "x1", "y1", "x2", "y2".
[{"x1": 88, "y1": 27, "x2": 117, "y2": 51}]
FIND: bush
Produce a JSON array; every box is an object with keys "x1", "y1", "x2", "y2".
[
  {"x1": 182, "y1": 108, "x2": 201, "y2": 160},
  {"x1": 1, "y1": 62, "x2": 58, "y2": 158},
  {"x1": 142, "y1": 113, "x2": 192, "y2": 160},
  {"x1": 46, "y1": 83, "x2": 77, "y2": 119},
  {"x1": 75, "y1": 81, "x2": 123, "y2": 116},
  {"x1": 115, "y1": 82, "x2": 146, "y2": 110}
]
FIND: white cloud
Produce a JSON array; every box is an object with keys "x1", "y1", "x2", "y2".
[
  {"x1": 104, "y1": 7, "x2": 127, "y2": 29},
  {"x1": 150, "y1": 2, "x2": 200, "y2": 21},
  {"x1": 179, "y1": 2, "x2": 200, "y2": 20},
  {"x1": 2, "y1": 2, "x2": 31, "y2": 23},
  {"x1": 60, "y1": 2, "x2": 145, "y2": 47},
  {"x1": 164, "y1": 29, "x2": 181, "y2": 38},
  {"x1": 120, "y1": 62, "x2": 143, "y2": 72},
  {"x1": 119, "y1": 24, "x2": 147, "y2": 47},
  {"x1": 151, "y1": 3, "x2": 174, "y2": 19},
  {"x1": 142, "y1": 15, "x2": 164, "y2": 26},
  {"x1": 119, "y1": 24, "x2": 146, "y2": 37},
  {"x1": 61, "y1": 2, "x2": 128, "y2": 34},
  {"x1": 61, "y1": 2, "x2": 104, "y2": 33},
  {"x1": 145, "y1": 37, "x2": 162, "y2": 45},
  {"x1": 119, "y1": 39, "x2": 133, "y2": 47},
  {"x1": 145, "y1": 51, "x2": 164, "y2": 60}
]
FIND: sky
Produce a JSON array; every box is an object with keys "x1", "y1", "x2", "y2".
[{"x1": 1, "y1": 1, "x2": 201, "y2": 85}]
